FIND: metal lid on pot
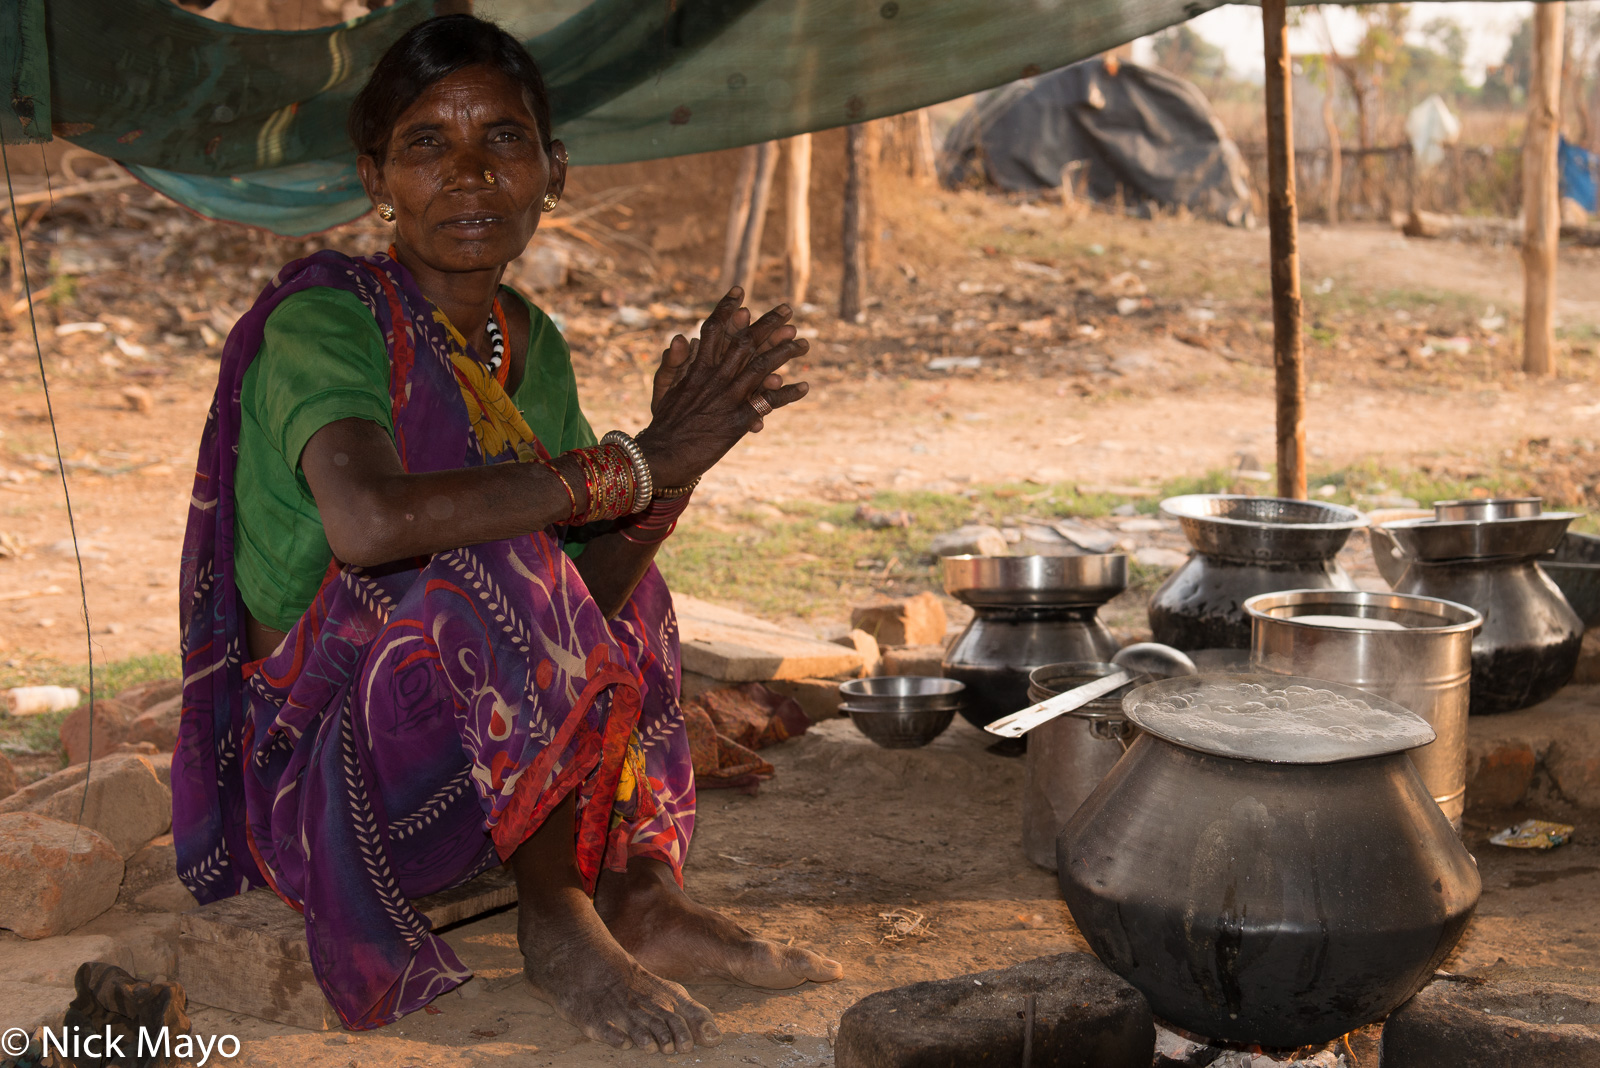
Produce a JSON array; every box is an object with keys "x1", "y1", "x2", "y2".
[
  {"x1": 1123, "y1": 674, "x2": 1435, "y2": 764},
  {"x1": 940, "y1": 553, "x2": 1127, "y2": 608},
  {"x1": 1160, "y1": 494, "x2": 1363, "y2": 563}
]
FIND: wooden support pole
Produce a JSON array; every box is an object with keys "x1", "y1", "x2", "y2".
[
  {"x1": 731, "y1": 141, "x2": 778, "y2": 300},
  {"x1": 720, "y1": 147, "x2": 759, "y2": 290},
  {"x1": 1323, "y1": 95, "x2": 1341, "y2": 226},
  {"x1": 1263, "y1": 0, "x2": 1306, "y2": 500},
  {"x1": 784, "y1": 134, "x2": 812, "y2": 306},
  {"x1": 1523, "y1": 2, "x2": 1564, "y2": 377},
  {"x1": 840, "y1": 123, "x2": 869, "y2": 322}
]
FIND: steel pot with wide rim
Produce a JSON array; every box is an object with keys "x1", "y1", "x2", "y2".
[
  {"x1": 1245, "y1": 589, "x2": 1482, "y2": 829},
  {"x1": 1056, "y1": 674, "x2": 1481, "y2": 1048},
  {"x1": 1148, "y1": 495, "x2": 1363, "y2": 652},
  {"x1": 941, "y1": 554, "x2": 1126, "y2": 731},
  {"x1": 1376, "y1": 500, "x2": 1583, "y2": 714},
  {"x1": 1020, "y1": 662, "x2": 1138, "y2": 871}
]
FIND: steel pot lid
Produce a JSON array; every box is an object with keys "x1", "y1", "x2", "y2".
[
  {"x1": 940, "y1": 553, "x2": 1127, "y2": 608},
  {"x1": 1384, "y1": 513, "x2": 1578, "y2": 562},
  {"x1": 1160, "y1": 494, "x2": 1363, "y2": 562},
  {"x1": 1123, "y1": 673, "x2": 1435, "y2": 764},
  {"x1": 1433, "y1": 497, "x2": 1542, "y2": 522}
]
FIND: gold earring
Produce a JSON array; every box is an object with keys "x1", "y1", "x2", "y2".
[
  {"x1": 376, "y1": 203, "x2": 395, "y2": 222},
  {"x1": 484, "y1": 170, "x2": 496, "y2": 185},
  {"x1": 542, "y1": 193, "x2": 559, "y2": 212}
]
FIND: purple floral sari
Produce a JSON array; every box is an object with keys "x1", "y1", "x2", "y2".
[{"x1": 174, "y1": 250, "x2": 695, "y2": 1030}]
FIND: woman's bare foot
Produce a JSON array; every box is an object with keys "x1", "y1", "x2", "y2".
[
  {"x1": 516, "y1": 883, "x2": 720, "y2": 1053},
  {"x1": 509, "y1": 795, "x2": 720, "y2": 1053},
  {"x1": 595, "y1": 859, "x2": 845, "y2": 988}
]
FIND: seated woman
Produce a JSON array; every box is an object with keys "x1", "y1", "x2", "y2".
[{"x1": 173, "y1": 13, "x2": 839, "y2": 1054}]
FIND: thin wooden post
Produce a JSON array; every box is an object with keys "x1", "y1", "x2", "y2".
[
  {"x1": 914, "y1": 109, "x2": 938, "y2": 183},
  {"x1": 840, "y1": 123, "x2": 868, "y2": 322},
  {"x1": 1323, "y1": 94, "x2": 1341, "y2": 226},
  {"x1": 720, "y1": 147, "x2": 759, "y2": 290},
  {"x1": 784, "y1": 134, "x2": 812, "y2": 306},
  {"x1": 1523, "y1": 2, "x2": 1564, "y2": 376},
  {"x1": 731, "y1": 141, "x2": 778, "y2": 300},
  {"x1": 1263, "y1": 0, "x2": 1306, "y2": 500}
]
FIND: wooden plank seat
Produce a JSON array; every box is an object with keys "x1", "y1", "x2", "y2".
[{"x1": 177, "y1": 868, "x2": 516, "y2": 1030}]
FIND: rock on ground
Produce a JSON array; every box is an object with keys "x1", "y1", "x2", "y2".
[
  {"x1": 128, "y1": 694, "x2": 182, "y2": 751},
  {"x1": 832, "y1": 630, "x2": 882, "y2": 677},
  {"x1": 0, "y1": 750, "x2": 16, "y2": 801},
  {"x1": 118, "y1": 834, "x2": 197, "y2": 913},
  {"x1": 1382, "y1": 964, "x2": 1600, "y2": 1067},
  {"x1": 59, "y1": 698, "x2": 137, "y2": 765},
  {"x1": 0, "y1": 979, "x2": 73, "y2": 1036},
  {"x1": 851, "y1": 592, "x2": 949, "y2": 647},
  {"x1": 834, "y1": 952, "x2": 1154, "y2": 1068},
  {"x1": 115, "y1": 678, "x2": 182, "y2": 713},
  {"x1": 0, "y1": 812, "x2": 124, "y2": 938},
  {"x1": 880, "y1": 645, "x2": 946, "y2": 677},
  {"x1": 0, "y1": 911, "x2": 182, "y2": 987},
  {"x1": 930, "y1": 524, "x2": 1008, "y2": 557},
  {"x1": 2, "y1": 753, "x2": 171, "y2": 858}
]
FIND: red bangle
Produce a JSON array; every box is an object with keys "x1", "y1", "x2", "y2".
[
  {"x1": 618, "y1": 490, "x2": 694, "y2": 544},
  {"x1": 544, "y1": 461, "x2": 579, "y2": 522}
]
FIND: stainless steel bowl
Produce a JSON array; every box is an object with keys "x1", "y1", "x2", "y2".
[
  {"x1": 940, "y1": 553, "x2": 1127, "y2": 608},
  {"x1": 1434, "y1": 497, "x2": 1542, "y2": 522},
  {"x1": 1542, "y1": 530, "x2": 1600, "y2": 626},
  {"x1": 1160, "y1": 495, "x2": 1363, "y2": 562},
  {"x1": 1385, "y1": 513, "x2": 1578, "y2": 562},
  {"x1": 838, "y1": 676, "x2": 964, "y2": 748}
]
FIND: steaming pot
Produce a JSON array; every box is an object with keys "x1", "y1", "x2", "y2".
[
  {"x1": 1057, "y1": 674, "x2": 1481, "y2": 1048},
  {"x1": 1149, "y1": 495, "x2": 1363, "y2": 651},
  {"x1": 1376, "y1": 500, "x2": 1582, "y2": 714},
  {"x1": 941, "y1": 555, "x2": 1125, "y2": 731},
  {"x1": 1246, "y1": 589, "x2": 1482, "y2": 829}
]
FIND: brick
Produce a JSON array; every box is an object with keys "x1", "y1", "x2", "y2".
[
  {"x1": 128, "y1": 694, "x2": 182, "y2": 751},
  {"x1": 832, "y1": 629, "x2": 881, "y2": 677},
  {"x1": 836, "y1": 952, "x2": 1153, "y2": 1068},
  {"x1": 59, "y1": 698, "x2": 136, "y2": 766},
  {"x1": 0, "y1": 812, "x2": 124, "y2": 938},
  {"x1": 851, "y1": 592, "x2": 949, "y2": 647},
  {"x1": 1467, "y1": 741, "x2": 1538, "y2": 809},
  {"x1": 114, "y1": 678, "x2": 182, "y2": 713},
  {"x1": 880, "y1": 645, "x2": 946, "y2": 677},
  {"x1": 14, "y1": 753, "x2": 172, "y2": 858}
]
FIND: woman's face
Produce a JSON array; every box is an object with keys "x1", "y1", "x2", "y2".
[{"x1": 358, "y1": 64, "x2": 566, "y2": 275}]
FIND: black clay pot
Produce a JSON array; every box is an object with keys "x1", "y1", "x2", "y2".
[{"x1": 1056, "y1": 675, "x2": 1481, "y2": 1049}]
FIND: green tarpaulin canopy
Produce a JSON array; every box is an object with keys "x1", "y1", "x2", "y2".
[{"x1": 2, "y1": 0, "x2": 1436, "y2": 235}]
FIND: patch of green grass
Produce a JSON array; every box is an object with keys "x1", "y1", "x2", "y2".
[
  {"x1": 0, "y1": 652, "x2": 180, "y2": 754},
  {"x1": 658, "y1": 473, "x2": 1234, "y2": 621}
]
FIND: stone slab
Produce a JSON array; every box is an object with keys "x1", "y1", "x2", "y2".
[
  {"x1": 1466, "y1": 685, "x2": 1600, "y2": 810},
  {"x1": 835, "y1": 951, "x2": 1154, "y2": 1068},
  {"x1": 178, "y1": 867, "x2": 515, "y2": 1030},
  {"x1": 1383, "y1": 964, "x2": 1600, "y2": 1067},
  {"x1": 675, "y1": 594, "x2": 863, "y2": 682}
]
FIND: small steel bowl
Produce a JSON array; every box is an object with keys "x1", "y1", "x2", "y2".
[
  {"x1": 1434, "y1": 497, "x2": 1543, "y2": 522},
  {"x1": 838, "y1": 676, "x2": 964, "y2": 748},
  {"x1": 1160, "y1": 494, "x2": 1363, "y2": 563}
]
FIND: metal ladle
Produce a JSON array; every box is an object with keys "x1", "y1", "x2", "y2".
[{"x1": 983, "y1": 642, "x2": 1198, "y2": 738}]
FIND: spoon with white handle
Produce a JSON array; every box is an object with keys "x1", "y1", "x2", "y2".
[{"x1": 983, "y1": 642, "x2": 1198, "y2": 739}]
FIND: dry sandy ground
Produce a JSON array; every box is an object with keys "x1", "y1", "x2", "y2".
[
  {"x1": 3, "y1": 218, "x2": 1600, "y2": 665},
  {"x1": 183, "y1": 716, "x2": 1600, "y2": 1067}
]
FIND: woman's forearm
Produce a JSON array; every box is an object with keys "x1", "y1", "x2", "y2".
[
  {"x1": 574, "y1": 531, "x2": 664, "y2": 618},
  {"x1": 301, "y1": 417, "x2": 587, "y2": 565}
]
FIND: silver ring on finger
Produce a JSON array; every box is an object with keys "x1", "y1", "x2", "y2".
[{"x1": 749, "y1": 391, "x2": 773, "y2": 418}]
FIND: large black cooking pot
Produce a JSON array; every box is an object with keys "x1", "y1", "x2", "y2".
[{"x1": 1056, "y1": 674, "x2": 1481, "y2": 1048}]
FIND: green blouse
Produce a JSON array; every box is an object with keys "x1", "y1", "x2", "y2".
[{"x1": 234, "y1": 285, "x2": 596, "y2": 633}]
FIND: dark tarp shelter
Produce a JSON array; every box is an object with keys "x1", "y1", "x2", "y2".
[{"x1": 941, "y1": 59, "x2": 1255, "y2": 226}]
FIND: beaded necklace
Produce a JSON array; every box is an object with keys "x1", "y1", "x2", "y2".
[{"x1": 485, "y1": 298, "x2": 510, "y2": 386}]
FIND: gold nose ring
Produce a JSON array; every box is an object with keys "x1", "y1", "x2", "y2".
[{"x1": 484, "y1": 170, "x2": 496, "y2": 184}]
